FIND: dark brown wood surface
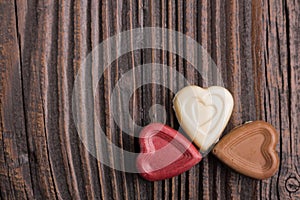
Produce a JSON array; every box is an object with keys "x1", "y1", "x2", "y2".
[{"x1": 0, "y1": 0, "x2": 299, "y2": 199}]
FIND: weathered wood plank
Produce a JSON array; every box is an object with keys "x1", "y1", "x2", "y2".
[
  {"x1": 260, "y1": 0, "x2": 300, "y2": 199},
  {"x1": 0, "y1": 0, "x2": 298, "y2": 199},
  {"x1": 0, "y1": 1, "x2": 32, "y2": 199}
]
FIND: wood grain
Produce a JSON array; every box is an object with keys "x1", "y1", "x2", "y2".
[{"x1": 0, "y1": 0, "x2": 299, "y2": 199}]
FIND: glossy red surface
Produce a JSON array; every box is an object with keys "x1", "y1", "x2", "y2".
[{"x1": 136, "y1": 123, "x2": 202, "y2": 181}]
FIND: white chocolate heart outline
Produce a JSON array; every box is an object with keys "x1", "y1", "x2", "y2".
[
  {"x1": 189, "y1": 97, "x2": 217, "y2": 133},
  {"x1": 173, "y1": 86, "x2": 234, "y2": 153}
]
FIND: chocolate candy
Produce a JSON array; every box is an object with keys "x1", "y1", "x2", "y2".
[
  {"x1": 212, "y1": 121, "x2": 279, "y2": 179},
  {"x1": 173, "y1": 86, "x2": 234, "y2": 153},
  {"x1": 136, "y1": 123, "x2": 202, "y2": 181}
]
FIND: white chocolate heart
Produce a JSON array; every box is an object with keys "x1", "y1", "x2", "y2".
[{"x1": 173, "y1": 86, "x2": 234, "y2": 152}]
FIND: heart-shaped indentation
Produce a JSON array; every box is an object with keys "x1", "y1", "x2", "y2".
[
  {"x1": 136, "y1": 123, "x2": 202, "y2": 181},
  {"x1": 212, "y1": 121, "x2": 279, "y2": 179},
  {"x1": 173, "y1": 86, "x2": 234, "y2": 153},
  {"x1": 189, "y1": 98, "x2": 216, "y2": 129}
]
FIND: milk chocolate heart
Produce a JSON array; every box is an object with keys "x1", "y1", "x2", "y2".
[
  {"x1": 136, "y1": 123, "x2": 202, "y2": 181},
  {"x1": 212, "y1": 121, "x2": 279, "y2": 179},
  {"x1": 173, "y1": 86, "x2": 234, "y2": 153}
]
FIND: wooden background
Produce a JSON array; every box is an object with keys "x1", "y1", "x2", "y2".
[{"x1": 0, "y1": 0, "x2": 299, "y2": 199}]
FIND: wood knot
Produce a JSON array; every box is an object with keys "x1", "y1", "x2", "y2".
[{"x1": 285, "y1": 176, "x2": 300, "y2": 193}]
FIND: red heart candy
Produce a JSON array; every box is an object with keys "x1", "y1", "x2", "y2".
[{"x1": 136, "y1": 123, "x2": 202, "y2": 181}]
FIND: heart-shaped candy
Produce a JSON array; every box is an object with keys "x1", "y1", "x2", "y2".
[
  {"x1": 173, "y1": 86, "x2": 234, "y2": 153},
  {"x1": 136, "y1": 123, "x2": 202, "y2": 181},
  {"x1": 212, "y1": 121, "x2": 279, "y2": 179}
]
